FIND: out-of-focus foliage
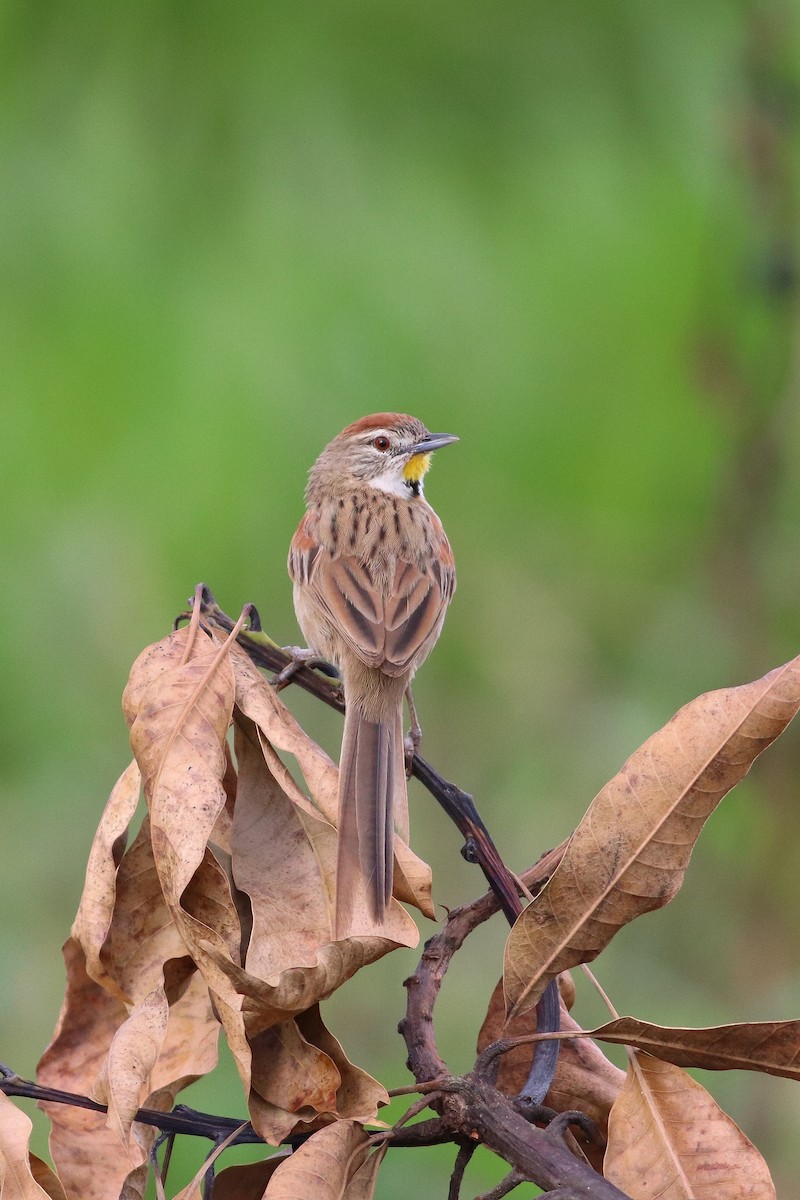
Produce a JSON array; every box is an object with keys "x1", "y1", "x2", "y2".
[{"x1": 2, "y1": 1, "x2": 799, "y2": 1194}]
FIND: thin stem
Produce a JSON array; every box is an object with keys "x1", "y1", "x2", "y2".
[
  {"x1": 448, "y1": 1143, "x2": 476, "y2": 1200},
  {"x1": 580, "y1": 963, "x2": 620, "y2": 1021}
]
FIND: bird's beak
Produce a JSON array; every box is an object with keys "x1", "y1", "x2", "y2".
[{"x1": 409, "y1": 432, "x2": 459, "y2": 454}]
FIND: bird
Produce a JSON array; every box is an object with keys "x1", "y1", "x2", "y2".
[{"x1": 288, "y1": 413, "x2": 457, "y2": 932}]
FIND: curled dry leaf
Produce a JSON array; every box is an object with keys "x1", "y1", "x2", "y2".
[
  {"x1": 295, "y1": 1007, "x2": 388, "y2": 1124},
  {"x1": 28, "y1": 1156, "x2": 67, "y2": 1200},
  {"x1": 249, "y1": 1020, "x2": 342, "y2": 1118},
  {"x1": 100, "y1": 816, "x2": 189, "y2": 1004},
  {"x1": 477, "y1": 979, "x2": 623, "y2": 1171},
  {"x1": 0, "y1": 1093, "x2": 59, "y2": 1200},
  {"x1": 605, "y1": 1052, "x2": 776, "y2": 1199},
  {"x1": 92, "y1": 985, "x2": 170, "y2": 1149},
  {"x1": 70, "y1": 759, "x2": 142, "y2": 1002},
  {"x1": 123, "y1": 625, "x2": 235, "y2": 958},
  {"x1": 116, "y1": 625, "x2": 410, "y2": 1140},
  {"x1": 263, "y1": 1120, "x2": 382, "y2": 1200},
  {"x1": 504, "y1": 656, "x2": 800, "y2": 1019},
  {"x1": 243, "y1": 1005, "x2": 389, "y2": 1145}
]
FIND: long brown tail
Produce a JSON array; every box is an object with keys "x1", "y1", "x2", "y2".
[{"x1": 335, "y1": 699, "x2": 405, "y2": 933}]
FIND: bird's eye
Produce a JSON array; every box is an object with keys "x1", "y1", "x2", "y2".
[{"x1": 373, "y1": 436, "x2": 391, "y2": 452}]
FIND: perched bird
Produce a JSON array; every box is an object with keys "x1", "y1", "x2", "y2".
[{"x1": 288, "y1": 413, "x2": 457, "y2": 931}]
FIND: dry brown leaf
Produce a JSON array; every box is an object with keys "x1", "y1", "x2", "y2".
[
  {"x1": 93, "y1": 985, "x2": 170, "y2": 1149},
  {"x1": 504, "y1": 656, "x2": 800, "y2": 1019},
  {"x1": 124, "y1": 625, "x2": 235, "y2": 944},
  {"x1": 605, "y1": 1052, "x2": 776, "y2": 1199},
  {"x1": 242, "y1": 1007, "x2": 388, "y2": 1145},
  {"x1": 390, "y1": 843, "x2": 435, "y2": 921},
  {"x1": 246, "y1": 1092, "x2": 315, "y2": 1149},
  {"x1": 577, "y1": 1016, "x2": 800, "y2": 1082},
  {"x1": 117, "y1": 1160, "x2": 149, "y2": 1200},
  {"x1": 210, "y1": 742, "x2": 239, "y2": 855},
  {"x1": 213, "y1": 1153, "x2": 291, "y2": 1200},
  {"x1": 146, "y1": 968, "x2": 220, "y2": 1102},
  {"x1": 101, "y1": 817, "x2": 188, "y2": 1004},
  {"x1": 27, "y1": 1157, "x2": 67, "y2": 1200},
  {"x1": 37, "y1": 938, "x2": 134, "y2": 1200},
  {"x1": 227, "y1": 643, "x2": 341, "y2": 825},
  {"x1": 123, "y1": 627, "x2": 255, "y2": 1076},
  {"x1": 71, "y1": 759, "x2": 142, "y2": 1001},
  {"x1": 295, "y1": 1008, "x2": 388, "y2": 1123},
  {"x1": 0, "y1": 1094, "x2": 59, "y2": 1199},
  {"x1": 263, "y1": 1121, "x2": 377, "y2": 1199},
  {"x1": 340, "y1": 1140, "x2": 387, "y2": 1200},
  {"x1": 476, "y1": 979, "x2": 623, "y2": 1171},
  {"x1": 249, "y1": 1020, "x2": 342, "y2": 1117},
  {"x1": 232, "y1": 718, "x2": 338, "y2": 977}
]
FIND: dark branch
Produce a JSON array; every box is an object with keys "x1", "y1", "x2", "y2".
[
  {"x1": 0, "y1": 1068, "x2": 469, "y2": 1154},
  {"x1": 448, "y1": 1142, "x2": 476, "y2": 1200},
  {"x1": 1, "y1": 1067, "x2": 263, "y2": 1145},
  {"x1": 399, "y1": 901, "x2": 633, "y2": 1200}
]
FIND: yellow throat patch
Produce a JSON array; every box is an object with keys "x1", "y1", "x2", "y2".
[{"x1": 403, "y1": 452, "x2": 432, "y2": 484}]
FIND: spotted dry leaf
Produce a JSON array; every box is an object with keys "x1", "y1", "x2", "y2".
[
  {"x1": 99, "y1": 816, "x2": 188, "y2": 1005},
  {"x1": 504, "y1": 656, "x2": 800, "y2": 1019},
  {"x1": 605, "y1": 1053, "x2": 776, "y2": 1199},
  {"x1": 576, "y1": 1015, "x2": 800, "y2": 1082}
]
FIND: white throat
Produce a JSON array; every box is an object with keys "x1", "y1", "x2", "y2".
[{"x1": 369, "y1": 464, "x2": 423, "y2": 498}]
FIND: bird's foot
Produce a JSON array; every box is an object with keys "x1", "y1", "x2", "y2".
[
  {"x1": 403, "y1": 685, "x2": 422, "y2": 775},
  {"x1": 272, "y1": 647, "x2": 339, "y2": 690},
  {"x1": 403, "y1": 722, "x2": 422, "y2": 776}
]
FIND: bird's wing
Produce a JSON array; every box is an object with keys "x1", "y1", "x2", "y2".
[
  {"x1": 288, "y1": 511, "x2": 322, "y2": 588},
  {"x1": 381, "y1": 553, "x2": 455, "y2": 675},
  {"x1": 291, "y1": 514, "x2": 455, "y2": 675}
]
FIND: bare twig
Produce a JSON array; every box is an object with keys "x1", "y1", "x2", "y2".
[
  {"x1": 398, "y1": 905, "x2": 633, "y2": 1198},
  {"x1": 1, "y1": 1067, "x2": 263, "y2": 1146},
  {"x1": 448, "y1": 1142, "x2": 476, "y2": 1200},
  {"x1": 474, "y1": 1171, "x2": 524, "y2": 1200}
]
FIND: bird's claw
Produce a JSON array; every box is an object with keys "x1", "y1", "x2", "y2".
[{"x1": 272, "y1": 648, "x2": 339, "y2": 690}]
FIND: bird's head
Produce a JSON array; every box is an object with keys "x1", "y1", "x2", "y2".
[{"x1": 307, "y1": 412, "x2": 458, "y2": 501}]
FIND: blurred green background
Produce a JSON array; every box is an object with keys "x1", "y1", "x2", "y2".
[{"x1": 3, "y1": 0, "x2": 800, "y2": 1194}]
